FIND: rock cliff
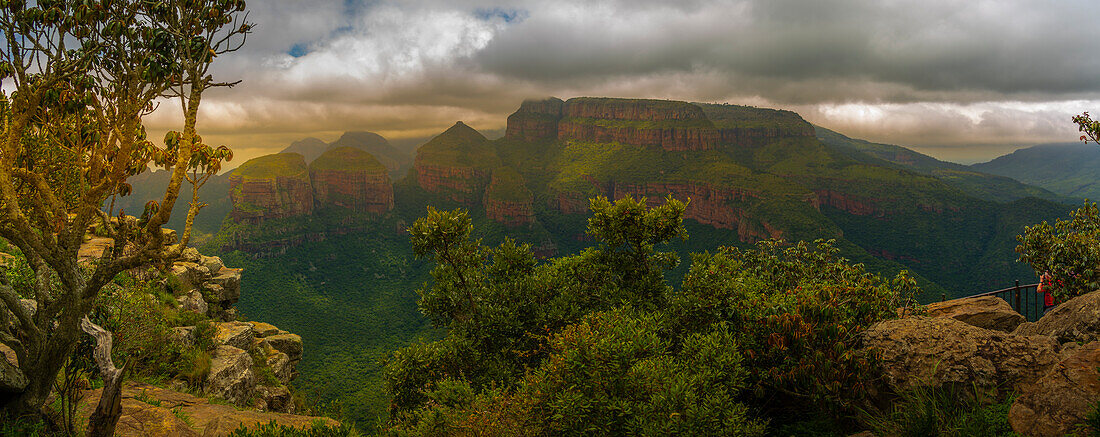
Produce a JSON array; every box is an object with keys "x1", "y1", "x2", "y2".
[
  {"x1": 505, "y1": 97, "x2": 564, "y2": 142},
  {"x1": 413, "y1": 122, "x2": 499, "y2": 204},
  {"x1": 485, "y1": 167, "x2": 535, "y2": 227},
  {"x1": 229, "y1": 153, "x2": 314, "y2": 223},
  {"x1": 310, "y1": 147, "x2": 394, "y2": 214},
  {"x1": 557, "y1": 98, "x2": 719, "y2": 151}
]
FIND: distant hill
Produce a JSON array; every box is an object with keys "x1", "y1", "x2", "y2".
[
  {"x1": 972, "y1": 142, "x2": 1100, "y2": 200},
  {"x1": 815, "y1": 126, "x2": 1073, "y2": 204},
  {"x1": 109, "y1": 169, "x2": 232, "y2": 244},
  {"x1": 280, "y1": 131, "x2": 412, "y2": 177}
]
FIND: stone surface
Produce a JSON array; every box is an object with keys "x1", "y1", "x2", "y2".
[
  {"x1": 200, "y1": 255, "x2": 224, "y2": 274},
  {"x1": 0, "y1": 348, "x2": 27, "y2": 392},
  {"x1": 250, "y1": 322, "x2": 281, "y2": 338},
  {"x1": 860, "y1": 316, "x2": 1062, "y2": 397},
  {"x1": 255, "y1": 385, "x2": 295, "y2": 414},
  {"x1": 79, "y1": 381, "x2": 337, "y2": 437},
  {"x1": 170, "y1": 262, "x2": 203, "y2": 292},
  {"x1": 926, "y1": 295, "x2": 1026, "y2": 332},
  {"x1": 504, "y1": 97, "x2": 564, "y2": 142},
  {"x1": 1015, "y1": 290, "x2": 1100, "y2": 344},
  {"x1": 265, "y1": 351, "x2": 294, "y2": 384},
  {"x1": 228, "y1": 153, "x2": 314, "y2": 223},
  {"x1": 558, "y1": 98, "x2": 719, "y2": 151},
  {"x1": 485, "y1": 168, "x2": 535, "y2": 227},
  {"x1": 263, "y1": 333, "x2": 303, "y2": 363},
  {"x1": 1009, "y1": 341, "x2": 1100, "y2": 437},
  {"x1": 170, "y1": 326, "x2": 196, "y2": 348},
  {"x1": 179, "y1": 290, "x2": 209, "y2": 315},
  {"x1": 206, "y1": 345, "x2": 255, "y2": 406},
  {"x1": 309, "y1": 147, "x2": 394, "y2": 214},
  {"x1": 208, "y1": 268, "x2": 242, "y2": 301},
  {"x1": 213, "y1": 321, "x2": 255, "y2": 350}
]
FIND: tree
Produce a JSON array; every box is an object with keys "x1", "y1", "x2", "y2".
[
  {"x1": 1073, "y1": 112, "x2": 1100, "y2": 145},
  {"x1": 1016, "y1": 201, "x2": 1100, "y2": 301},
  {"x1": 0, "y1": 0, "x2": 250, "y2": 424}
]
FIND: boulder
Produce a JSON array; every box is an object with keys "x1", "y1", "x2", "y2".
[
  {"x1": 178, "y1": 290, "x2": 209, "y2": 315},
  {"x1": 170, "y1": 262, "x2": 203, "y2": 292},
  {"x1": 205, "y1": 345, "x2": 255, "y2": 406},
  {"x1": 182, "y1": 247, "x2": 201, "y2": 263},
  {"x1": 200, "y1": 255, "x2": 224, "y2": 274},
  {"x1": 860, "y1": 316, "x2": 1062, "y2": 397},
  {"x1": 925, "y1": 296, "x2": 1026, "y2": 332},
  {"x1": 1014, "y1": 290, "x2": 1100, "y2": 344},
  {"x1": 262, "y1": 333, "x2": 302, "y2": 363},
  {"x1": 170, "y1": 326, "x2": 196, "y2": 348},
  {"x1": 254, "y1": 385, "x2": 295, "y2": 414},
  {"x1": 0, "y1": 350, "x2": 27, "y2": 393},
  {"x1": 213, "y1": 322, "x2": 254, "y2": 350},
  {"x1": 208, "y1": 268, "x2": 242, "y2": 302},
  {"x1": 1009, "y1": 341, "x2": 1100, "y2": 437},
  {"x1": 250, "y1": 322, "x2": 281, "y2": 338},
  {"x1": 266, "y1": 351, "x2": 294, "y2": 384}
]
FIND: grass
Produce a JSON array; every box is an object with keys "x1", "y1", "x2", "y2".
[
  {"x1": 135, "y1": 389, "x2": 163, "y2": 407},
  {"x1": 171, "y1": 407, "x2": 195, "y2": 427},
  {"x1": 234, "y1": 153, "x2": 310, "y2": 180},
  {"x1": 861, "y1": 383, "x2": 1019, "y2": 437},
  {"x1": 309, "y1": 147, "x2": 387, "y2": 172}
]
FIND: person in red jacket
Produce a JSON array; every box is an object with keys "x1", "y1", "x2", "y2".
[{"x1": 1038, "y1": 272, "x2": 1056, "y2": 313}]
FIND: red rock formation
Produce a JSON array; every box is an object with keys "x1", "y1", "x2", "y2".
[
  {"x1": 486, "y1": 198, "x2": 535, "y2": 227},
  {"x1": 812, "y1": 189, "x2": 882, "y2": 216},
  {"x1": 557, "y1": 98, "x2": 719, "y2": 151},
  {"x1": 310, "y1": 169, "x2": 393, "y2": 214},
  {"x1": 505, "y1": 97, "x2": 563, "y2": 142},
  {"x1": 611, "y1": 181, "x2": 758, "y2": 229},
  {"x1": 229, "y1": 174, "x2": 314, "y2": 223},
  {"x1": 414, "y1": 162, "x2": 491, "y2": 204}
]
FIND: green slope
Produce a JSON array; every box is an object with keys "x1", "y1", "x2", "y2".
[
  {"x1": 972, "y1": 142, "x2": 1100, "y2": 200},
  {"x1": 815, "y1": 126, "x2": 1072, "y2": 203}
]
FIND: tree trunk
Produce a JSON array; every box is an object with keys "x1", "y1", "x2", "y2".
[{"x1": 81, "y1": 317, "x2": 124, "y2": 437}]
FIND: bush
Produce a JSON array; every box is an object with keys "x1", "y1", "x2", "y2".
[
  {"x1": 226, "y1": 420, "x2": 359, "y2": 437},
  {"x1": 862, "y1": 384, "x2": 1018, "y2": 437},
  {"x1": 1017, "y1": 201, "x2": 1100, "y2": 301},
  {"x1": 671, "y1": 239, "x2": 919, "y2": 415}
]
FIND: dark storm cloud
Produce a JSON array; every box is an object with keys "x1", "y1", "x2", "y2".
[{"x1": 148, "y1": 0, "x2": 1100, "y2": 166}]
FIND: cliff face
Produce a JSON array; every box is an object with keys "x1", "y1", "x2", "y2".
[
  {"x1": 505, "y1": 97, "x2": 564, "y2": 142},
  {"x1": 611, "y1": 181, "x2": 781, "y2": 242},
  {"x1": 485, "y1": 167, "x2": 535, "y2": 227},
  {"x1": 414, "y1": 122, "x2": 499, "y2": 204},
  {"x1": 229, "y1": 154, "x2": 314, "y2": 223},
  {"x1": 696, "y1": 103, "x2": 817, "y2": 148},
  {"x1": 310, "y1": 147, "x2": 394, "y2": 214},
  {"x1": 557, "y1": 98, "x2": 719, "y2": 151}
]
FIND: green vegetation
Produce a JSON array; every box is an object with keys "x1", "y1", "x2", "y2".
[
  {"x1": 383, "y1": 197, "x2": 919, "y2": 435},
  {"x1": 235, "y1": 153, "x2": 311, "y2": 180},
  {"x1": 309, "y1": 147, "x2": 387, "y2": 172},
  {"x1": 228, "y1": 420, "x2": 359, "y2": 437},
  {"x1": 1016, "y1": 201, "x2": 1100, "y2": 301},
  {"x1": 560, "y1": 116, "x2": 715, "y2": 130},
  {"x1": 414, "y1": 122, "x2": 501, "y2": 169},
  {"x1": 485, "y1": 167, "x2": 530, "y2": 203},
  {"x1": 696, "y1": 102, "x2": 812, "y2": 131},
  {"x1": 862, "y1": 385, "x2": 1019, "y2": 437}
]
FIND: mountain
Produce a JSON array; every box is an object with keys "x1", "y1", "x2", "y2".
[
  {"x1": 280, "y1": 137, "x2": 329, "y2": 163},
  {"x1": 209, "y1": 97, "x2": 1074, "y2": 426},
  {"x1": 972, "y1": 142, "x2": 1100, "y2": 200},
  {"x1": 109, "y1": 169, "x2": 232, "y2": 243},
  {"x1": 816, "y1": 126, "x2": 1073, "y2": 204},
  {"x1": 280, "y1": 131, "x2": 413, "y2": 177}
]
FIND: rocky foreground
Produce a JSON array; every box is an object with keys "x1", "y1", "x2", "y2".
[{"x1": 862, "y1": 292, "x2": 1100, "y2": 436}]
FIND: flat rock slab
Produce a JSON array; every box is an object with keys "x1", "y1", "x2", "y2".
[
  {"x1": 79, "y1": 381, "x2": 337, "y2": 436},
  {"x1": 926, "y1": 295, "x2": 1025, "y2": 332},
  {"x1": 861, "y1": 316, "x2": 1062, "y2": 397},
  {"x1": 1009, "y1": 341, "x2": 1100, "y2": 437}
]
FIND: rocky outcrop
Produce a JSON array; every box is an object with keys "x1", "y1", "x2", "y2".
[
  {"x1": 926, "y1": 296, "x2": 1026, "y2": 332},
  {"x1": 206, "y1": 345, "x2": 255, "y2": 406},
  {"x1": 168, "y1": 250, "x2": 241, "y2": 322},
  {"x1": 309, "y1": 147, "x2": 394, "y2": 214},
  {"x1": 1014, "y1": 289, "x2": 1100, "y2": 344},
  {"x1": 813, "y1": 189, "x2": 881, "y2": 216},
  {"x1": 860, "y1": 316, "x2": 1062, "y2": 398},
  {"x1": 557, "y1": 98, "x2": 719, "y2": 151},
  {"x1": 213, "y1": 321, "x2": 255, "y2": 350},
  {"x1": 414, "y1": 122, "x2": 499, "y2": 204},
  {"x1": 78, "y1": 382, "x2": 338, "y2": 437},
  {"x1": 611, "y1": 181, "x2": 759, "y2": 229},
  {"x1": 1009, "y1": 341, "x2": 1100, "y2": 437},
  {"x1": 695, "y1": 103, "x2": 817, "y2": 148},
  {"x1": 485, "y1": 167, "x2": 535, "y2": 227},
  {"x1": 229, "y1": 153, "x2": 314, "y2": 223},
  {"x1": 505, "y1": 97, "x2": 564, "y2": 142}
]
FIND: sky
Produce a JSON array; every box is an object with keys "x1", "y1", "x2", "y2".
[{"x1": 142, "y1": 0, "x2": 1100, "y2": 166}]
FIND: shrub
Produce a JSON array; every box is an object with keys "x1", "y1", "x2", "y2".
[
  {"x1": 1017, "y1": 201, "x2": 1100, "y2": 301},
  {"x1": 226, "y1": 420, "x2": 359, "y2": 437},
  {"x1": 862, "y1": 384, "x2": 1018, "y2": 437}
]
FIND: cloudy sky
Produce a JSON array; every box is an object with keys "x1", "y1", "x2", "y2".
[{"x1": 144, "y1": 0, "x2": 1100, "y2": 165}]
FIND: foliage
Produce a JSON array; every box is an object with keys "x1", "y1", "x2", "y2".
[
  {"x1": 385, "y1": 196, "x2": 915, "y2": 434},
  {"x1": 226, "y1": 420, "x2": 359, "y2": 437},
  {"x1": 1074, "y1": 112, "x2": 1100, "y2": 146},
  {"x1": 862, "y1": 384, "x2": 1019, "y2": 437},
  {"x1": 1016, "y1": 202, "x2": 1100, "y2": 301},
  {"x1": 671, "y1": 239, "x2": 918, "y2": 415}
]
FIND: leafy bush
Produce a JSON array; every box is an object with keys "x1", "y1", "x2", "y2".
[
  {"x1": 671, "y1": 239, "x2": 919, "y2": 415},
  {"x1": 1017, "y1": 201, "x2": 1100, "y2": 301}
]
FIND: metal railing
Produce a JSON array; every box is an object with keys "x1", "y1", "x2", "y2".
[{"x1": 960, "y1": 280, "x2": 1043, "y2": 322}]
